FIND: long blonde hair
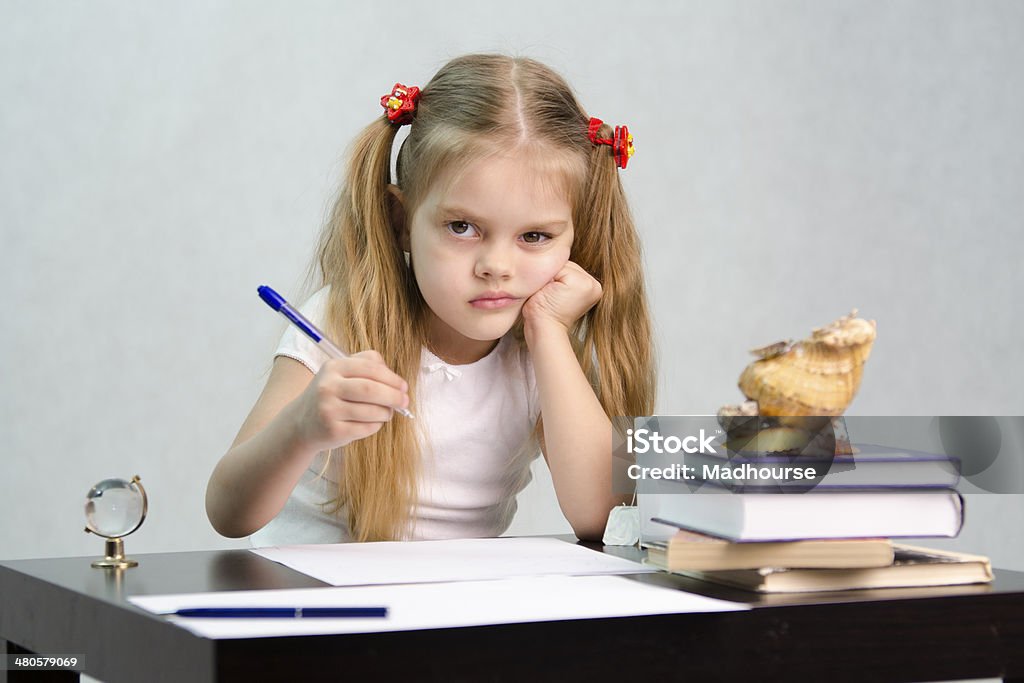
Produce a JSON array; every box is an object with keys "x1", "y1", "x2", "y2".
[{"x1": 312, "y1": 54, "x2": 655, "y2": 541}]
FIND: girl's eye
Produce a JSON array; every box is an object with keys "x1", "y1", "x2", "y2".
[
  {"x1": 522, "y1": 231, "x2": 552, "y2": 244},
  {"x1": 445, "y1": 220, "x2": 478, "y2": 237}
]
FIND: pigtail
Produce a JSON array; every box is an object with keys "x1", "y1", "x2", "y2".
[
  {"x1": 572, "y1": 120, "x2": 656, "y2": 419},
  {"x1": 320, "y1": 117, "x2": 421, "y2": 344},
  {"x1": 315, "y1": 116, "x2": 424, "y2": 542}
]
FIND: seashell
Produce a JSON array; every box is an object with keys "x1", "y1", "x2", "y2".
[
  {"x1": 737, "y1": 310, "x2": 877, "y2": 417},
  {"x1": 717, "y1": 400, "x2": 759, "y2": 424},
  {"x1": 717, "y1": 400, "x2": 761, "y2": 439}
]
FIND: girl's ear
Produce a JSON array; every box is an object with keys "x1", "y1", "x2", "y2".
[{"x1": 386, "y1": 184, "x2": 410, "y2": 252}]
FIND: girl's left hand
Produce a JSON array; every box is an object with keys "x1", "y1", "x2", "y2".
[{"x1": 522, "y1": 261, "x2": 602, "y2": 334}]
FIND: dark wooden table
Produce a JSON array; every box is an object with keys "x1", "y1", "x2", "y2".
[{"x1": 2, "y1": 537, "x2": 1023, "y2": 682}]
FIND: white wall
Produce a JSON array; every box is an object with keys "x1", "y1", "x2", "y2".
[{"x1": 2, "y1": 1, "x2": 1023, "y2": 570}]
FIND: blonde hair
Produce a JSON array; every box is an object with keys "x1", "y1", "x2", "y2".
[{"x1": 312, "y1": 54, "x2": 655, "y2": 541}]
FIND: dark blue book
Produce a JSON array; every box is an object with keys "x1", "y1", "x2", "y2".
[{"x1": 681, "y1": 443, "x2": 961, "y2": 492}]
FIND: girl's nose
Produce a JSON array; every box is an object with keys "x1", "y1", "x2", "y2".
[{"x1": 474, "y1": 245, "x2": 514, "y2": 280}]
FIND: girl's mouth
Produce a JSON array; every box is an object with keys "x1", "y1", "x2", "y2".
[{"x1": 470, "y1": 296, "x2": 520, "y2": 309}]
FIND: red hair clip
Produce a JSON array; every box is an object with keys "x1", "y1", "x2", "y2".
[
  {"x1": 380, "y1": 83, "x2": 421, "y2": 125},
  {"x1": 587, "y1": 117, "x2": 635, "y2": 169}
]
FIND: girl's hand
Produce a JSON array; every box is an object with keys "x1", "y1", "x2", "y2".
[
  {"x1": 521, "y1": 261, "x2": 602, "y2": 336},
  {"x1": 288, "y1": 350, "x2": 409, "y2": 452}
]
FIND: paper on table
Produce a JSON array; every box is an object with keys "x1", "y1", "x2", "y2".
[
  {"x1": 130, "y1": 574, "x2": 749, "y2": 639},
  {"x1": 250, "y1": 537, "x2": 654, "y2": 586}
]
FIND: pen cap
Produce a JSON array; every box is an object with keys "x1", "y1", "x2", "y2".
[
  {"x1": 257, "y1": 285, "x2": 327, "y2": 346},
  {"x1": 258, "y1": 286, "x2": 286, "y2": 311}
]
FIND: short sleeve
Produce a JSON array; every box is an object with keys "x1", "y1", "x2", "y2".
[{"x1": 273, "y1": 287, "x2": 332, "y2": 374}]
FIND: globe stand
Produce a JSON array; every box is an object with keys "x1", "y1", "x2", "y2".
[
  {"x1": 84, "y1": 474, "x2": 148, "y2": 570},
  {"x1": 89, "y1": 538, "x2": 138, "y2": 569}
]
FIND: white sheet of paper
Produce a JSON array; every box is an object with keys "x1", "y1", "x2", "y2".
[
  {"x1": 129, "y1": 575, "x2": 749, "y2": 639},
  {"x1": 250, "y1": 537, "x2": 654, "y2": 586}
]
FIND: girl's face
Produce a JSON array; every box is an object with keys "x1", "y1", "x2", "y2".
[{"x1": 401, "y1": 150, "x2": 575, "y2": 363}]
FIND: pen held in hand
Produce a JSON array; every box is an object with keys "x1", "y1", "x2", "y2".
[
  {"x1": 172, "y1": 607, "x2": 388, "y2": 619},
  {"x1": 257, "y1": 285, "x2": 414, "y2": 419}
]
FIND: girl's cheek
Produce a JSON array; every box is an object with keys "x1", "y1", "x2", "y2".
[
  {"x1": 546, "y1": 245, "x2": 572, "y2": 276},
  {"x1": 530, "y1": 251, "x2": 570, "y2": 289}
]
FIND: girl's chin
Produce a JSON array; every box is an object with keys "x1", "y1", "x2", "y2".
[
  {"x1": 427, "y1": 305, "x2": 523, "y2": 346},
  {"x1": 462, "y1": 323, "x2": 515, "y2": 342},
  {"x1": 457, "y1": 317, "x2": 520, "y2": 343}
]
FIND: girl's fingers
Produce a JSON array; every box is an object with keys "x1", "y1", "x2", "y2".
[
  {"x1": 327, "y1": 352, "x2": 409, "y2": 392},
  {"x1": 335, "y1": 377, "x2": 409, "y2": 414},
  {"x1": 332, "y1": 397, "x2": 396, "y2": 424}
]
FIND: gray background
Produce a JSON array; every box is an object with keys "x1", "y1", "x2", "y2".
[{"x1": 3, "y1": 0, "x2": 1023, "y2": 580}]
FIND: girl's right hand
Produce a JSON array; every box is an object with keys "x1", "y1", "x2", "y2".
[{"x1": 288, "y1": 350, "x2": 410, "y2": 452}]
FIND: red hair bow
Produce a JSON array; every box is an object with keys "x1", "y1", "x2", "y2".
[
  {"x1": 587, "y1": 117, "x2": 635, "y2": 169},
  {"x1": 380, "y1": 83, "x2": 421, "y2": 125}
]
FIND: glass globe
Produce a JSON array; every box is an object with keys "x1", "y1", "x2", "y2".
[
  {"x1": 85, "y1": 477, "x2": 146, "y2": 538},
  {"x1": 84, "y1": 475, "x2": 147, "y2": 569}
]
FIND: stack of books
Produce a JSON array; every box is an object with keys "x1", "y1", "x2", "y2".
[{"x1": 639, "y1": 445, "x2": 993, "y2": 593}]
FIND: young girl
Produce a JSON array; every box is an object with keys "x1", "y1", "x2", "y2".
[{"x1": 205, "y1": 54, "x2": 655, "y2": 545}]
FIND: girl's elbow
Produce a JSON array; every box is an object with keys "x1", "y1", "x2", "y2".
[
  {"x1": 208, "y1": 512, "x2": 257, "y2": 539},
  {"x1": 208, "y1": 515, "x2": 249, "y2": 539},
  {"x1": 205, "y1": 486, "x2": 254, "y2": 539},
  {"x1": 573, "y1": 528, "x2": 605, "y2": 543},
  {"x1": 206, "y1": 504, "x2": 238, "y2": 538},
  {"x1": 570, "y1": 515, "x2": 609, "y2": 543},
  {"x1": 567, "y1": 498, "x2": 618, "y2": 542}
]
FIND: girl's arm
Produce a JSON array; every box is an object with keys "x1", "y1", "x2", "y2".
[
  {"x1": 523, "y1": 262, "x2": 631, "y2": 542},
  {"x1": 205, "y1": 352, "x2": 408, "y2": 538}
]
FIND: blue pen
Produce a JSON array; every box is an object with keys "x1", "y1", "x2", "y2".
[
  {"x1": 173, "y1": 607, "x2": 388, "y2": 619},
  {"x1": 257, "y1": 285, "x2": 414, "y2": 419}
]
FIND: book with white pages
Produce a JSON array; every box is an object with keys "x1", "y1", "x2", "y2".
[{"x1": 645, "y1": 488, "x2": 964, "y2": 542}]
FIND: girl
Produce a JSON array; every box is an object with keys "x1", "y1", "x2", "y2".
[{"x1": 206, "y1": 54, "x2": 655, "y2": 545}]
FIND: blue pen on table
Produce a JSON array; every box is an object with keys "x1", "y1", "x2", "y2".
[
  {"x1": 172, "y1": 607, "x2": 388, "y2": 619},
  {"x1": 257, "y1": 285, "x2": 414, "y2": 419}
]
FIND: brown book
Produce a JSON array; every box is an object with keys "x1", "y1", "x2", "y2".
[
  {"x1": 643, "y1": 529, "x2": 894, "y2": 571},
  {"x1": 646, "y1": 544, "x2": 993, "y2": 593}
]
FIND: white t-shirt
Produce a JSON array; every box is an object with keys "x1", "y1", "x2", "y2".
[{"x1": 249, "y1": 288, "x2": 542, "y2": 547}]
